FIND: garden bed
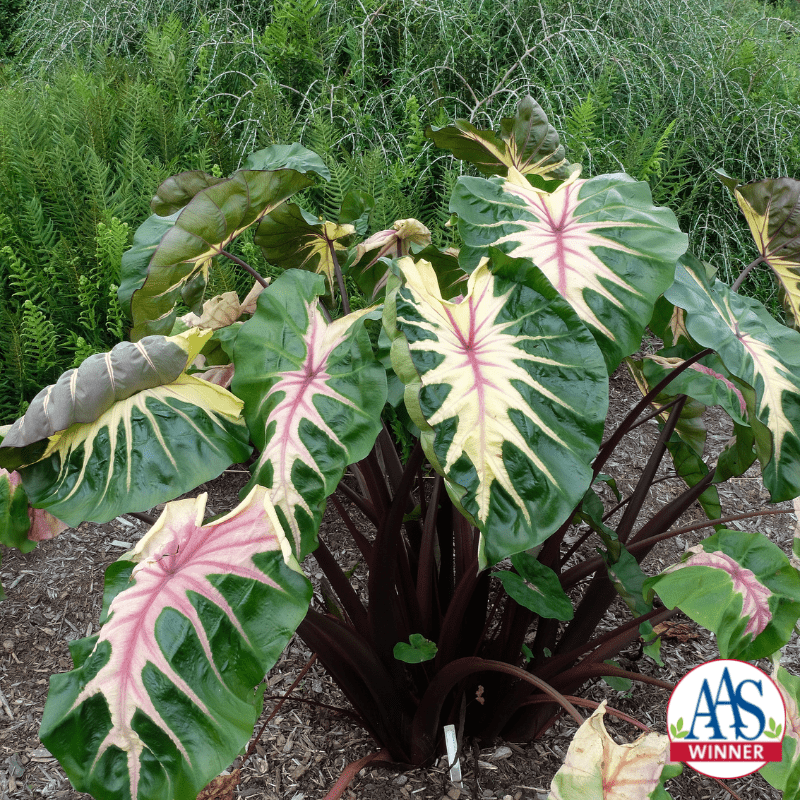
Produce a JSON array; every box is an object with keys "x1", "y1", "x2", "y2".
[{"x1": 1, "y1": 365, "x2": 797, "y2": 800}]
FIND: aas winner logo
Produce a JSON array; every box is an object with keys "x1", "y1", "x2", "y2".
[{"x1": 668, "y1": 659, "x2": 786, "y2": 779}]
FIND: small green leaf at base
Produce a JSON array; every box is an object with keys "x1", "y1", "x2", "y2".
[{"x1": 394, "y1": 634, "x2": 438, "y2": 664}]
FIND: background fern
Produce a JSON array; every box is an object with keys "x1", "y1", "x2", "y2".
[{"x1": 0, "y1": 0, "x2": 799, "y2": 422}]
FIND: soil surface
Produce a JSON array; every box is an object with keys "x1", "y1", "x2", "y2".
[{"x1": 1, "y1": 364, "x2": 798, "y2": 800}]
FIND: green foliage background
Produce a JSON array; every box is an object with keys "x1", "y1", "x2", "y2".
[{"x1": 1, "y1": 0, "x2": 799, "y2": 422}]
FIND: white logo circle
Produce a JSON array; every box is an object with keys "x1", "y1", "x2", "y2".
[{"x1": 668, "y1": 659, "x2": 786, "y2": 778}]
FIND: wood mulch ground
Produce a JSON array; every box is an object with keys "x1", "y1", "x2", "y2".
[{"x1": 1, "y1": 363, "x2": 798, "y2": 800}]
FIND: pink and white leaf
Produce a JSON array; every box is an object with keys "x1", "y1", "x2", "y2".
[
  {"x1": 39, "y1": 486, "x2": 312, "y2": 800},
  {"x1": 671, "y1": 548, "x2": 772, "y2": 637},
  {"x1": 232, "y1": 269, "x2": 386, "y2": 559},
  {"x1": 547, "y1": 702, "x2": 669, "y2": 800}
]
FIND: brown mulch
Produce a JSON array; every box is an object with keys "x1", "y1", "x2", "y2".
[{"x1": 1, "y1": 364, "x2": 798, "y2": 800}]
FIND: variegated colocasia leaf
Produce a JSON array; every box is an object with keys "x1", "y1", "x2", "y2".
[
  {"x1": 254, "y1": 203, "x2": 355, "y2": 293},
  {"x1": 720, "y1": 174, "x2": 800, "y2": 328},
  {"x1": 760, "y1": 660, "x2": 800, "y2": 800},
  {"x1": 427, "y1": 96, "x2": 571, "y2": 181},
  {"x1": 120, "y1": 164, "x2": 319, "y2": 340},
  {"x1": 1, "y1": 336, "x2": 189, "y2": 450},
  {"x1": 664, "y1": 253, "x2": 800, "y2": 501},
  {"x1": 626, "y1": 352, "x2": 750, "y2": 522},
  {"x1": 646, "y1": 530, "x2": 800, "y2": 660},
  {"x1": 39, "y1": 487, "x2": 312, "y2": 800},
  {"x1": 546, "y1": 702, "x2": 670, "y2": 800},
  {"x1": 387, "y1": 254, "x2": 607, "y2": 566},
  {"x1": 231, "y1": 270, "x2": 387, "y2": 558},
  {"x1": 640, "y1": 353, "x2": 749, "y2": 427},
  {"x1": 452, "y1": 170, "x2": 688, "y2": 371},
  {"x1": 0, "y1": 331, "x2": 251, "y2": 526}
]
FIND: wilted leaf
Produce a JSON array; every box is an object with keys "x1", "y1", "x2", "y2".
[
  {"x1": 196, "y1": 769, "x2": 240, "y2": 800},
  {"x1": 547, "y1": 701, "x2": 669, "y2": 800}
]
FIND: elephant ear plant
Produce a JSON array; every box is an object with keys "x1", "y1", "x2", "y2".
[{"x1": 1, "y1": 97, "x2": 799, "y2": 800}]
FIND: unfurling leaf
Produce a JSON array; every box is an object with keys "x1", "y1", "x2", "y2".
[
  {"x1": 39, "y1": 487, "x2": 312, "y2": 800},
  {"x1": 547, "y1": 701, "x2": 669, "y2": 800},
  {"x1": 350, "y1": 218, "x2": 432, "y2": 299}
]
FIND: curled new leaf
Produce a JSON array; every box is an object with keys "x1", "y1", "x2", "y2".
[
  {"x1": 39, "y1": 487, "x2": 312, "y2": 800},
  {"x1": 427, "y1": 96, "x2": 571, "y2": 181},
  {"x1": 350, "y1": 218, "x2": 432, "y2": 299}
]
